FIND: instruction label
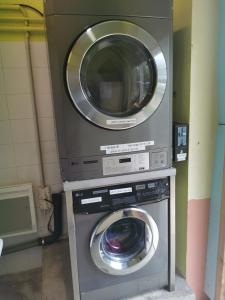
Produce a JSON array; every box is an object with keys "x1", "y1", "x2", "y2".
[
  {"x1": 106, "y1": 119, "x2": 136, "y2": 125},
  {"x1": 110, "y1": 187, "x2": 132, "y2": 195},
  {"x1": 177, "y1": 153, "x2": 187, "y2": 161},
  {"x1": 81, "y1": 197, "x2": 102, "y2": 205},
  {"x1": 100, "y1": 141, "x2": 154, "y2": 155}
]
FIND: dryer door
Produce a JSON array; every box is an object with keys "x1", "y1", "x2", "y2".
[
  {"x1": 90, "y1": 207, "x2": 159, "y2": 275},
  {"x1": 66, "y1": 20, "x2": 167, "y2": 130}
]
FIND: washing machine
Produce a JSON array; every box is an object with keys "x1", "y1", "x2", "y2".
[
  {"x1": 65, "y1": 169, "x2": 176, "y2": 300},
  {"x1": 45, "y1": 0, "x2": 173, "y2": 181}
]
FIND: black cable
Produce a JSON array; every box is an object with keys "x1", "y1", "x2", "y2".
[
  {"x1": 2, "y1": 240, "x2": 40, "y2": 255},
  {"x1": 43, "y1": 198, "x2": 54, "y2": 233},
  {"x1": 39, "y1": 193, "x2": 63, "y2": 246},
  {"x1": 47, "y1": 209, "x2": 54, "y2": 233}
]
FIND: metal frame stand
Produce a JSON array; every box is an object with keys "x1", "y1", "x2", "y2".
[{"x1": 64, "y1": 168, "x2": 176, "y2": 300}]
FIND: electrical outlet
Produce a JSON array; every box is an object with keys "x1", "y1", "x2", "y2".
[{"x1": 38, "y1": 186, "x2": 52, "y2": 211}]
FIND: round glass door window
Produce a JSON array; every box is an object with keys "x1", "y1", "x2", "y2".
[
  {"x1": 66, "y1": 20, "x2": 167, "y2": 130},
  {"x1": 102, "y1": 218, "x2": 146, "y2": 261},
  {"x1": 90, "y1": 207, "x2": 159, "y2": 275},
  {"x1": 80, "y1": 36, "x2": 156, "y2": 117}
]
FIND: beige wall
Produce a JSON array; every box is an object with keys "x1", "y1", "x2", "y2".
[
  {"x1": 188, "y1": 0, "x2": 218, "y2": 200},
  {"x1": 173, "y1": 0, "x2": 218, "y2": 278},
  {"x1": 173, "y1": 0, "x2": 218, "y2": 298}
]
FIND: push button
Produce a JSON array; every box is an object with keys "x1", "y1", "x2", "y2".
[{"x1": 151, "y1": 151, "x2": 167, "y2": 170}]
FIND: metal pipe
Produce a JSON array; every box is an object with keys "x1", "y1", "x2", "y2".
[
  {"x1": 0, "y1": 17, "x2": 44, "y2": 22},
  {"x1": 0, "y1": 4, "x2": 44, "y2": 34},
  {"x1": 168, "y1": 175, "x2": 176, "y2": 291},
  {"x1": 20, "y1": 5, "x2": 46, "y2": 187},
  {"x1": 0, "y1": 4, "x2": 43, "y2": 16},
  {"x1": 0, "y1": 5, "x2": 20, "y2": 10},
  {"x1": 0, "y1": 26, "x2": 44, "y2": 32},
  {"x1": 2, "y1": 240, "x2": 40, "y2": 255}
]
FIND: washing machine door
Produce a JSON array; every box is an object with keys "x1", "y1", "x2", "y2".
[
  {"x1": 66, "y1": 20, "x2": 167, "y2": 130},
  {"x1": 90, "y1": 207, "x2": 159, "y2": 275}
]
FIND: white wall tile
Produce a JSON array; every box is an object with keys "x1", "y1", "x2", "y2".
[
  {"x1": 30, "y1": 41, "x2": 48, "y2": 68},
  {"x1": 38, "y1": 117, "x2": 56, "y2": 141},
  {"x1": 0, "y1": 120, "x2": 12, "y2": 145},
  {"x1": 0, "y1": 41, "x2": 61, "y2": 192},
  {"x1": 0, "y1": 39, "x2": 63, "y2": 237},
  {"x1": 44, "y1": 163, "x2": 61, "y2": 186},
  {"x1": 0, "y1": 145, "x2": 15, "y2": 168},
  {"x1": 1, "y1": 41, "x2": 27, "y2": 68},
  {"x1": 36, "y1": 93, "x2": 54, "y2": 118},
  {"x1": 7, "y1": 94, "x2": 33, "y2": 119},
  {"x1": 0, "y1": 95, "x2": 9, "y2": 120},
  {"x1": 41, "y1": 140, "x2": 58, "y2": 164},
  {"x1": 16, "y1": 165, "x2": 42, "y2": 186},
  {"x1": 3, "y1": 68, "x2": 31, "y2": 94},
  {"x1": 11, "y1": 119, "x2": 37, "y2": 143},
  {"x1": 33, "y1": 67, "x2": 51, "y2": 95},
  {"x1": 0, "y1": 168, "x2": 18, "y2": 186},
  {"x1": 14, "y1": 142, "x2": 39, "y2": 166}
]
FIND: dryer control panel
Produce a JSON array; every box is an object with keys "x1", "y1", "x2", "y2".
[
  {"x1": 72, "y1": 177, "x2": 169, "y2": 214},
  {"x1": 102, "y1": 152, "x2": 149, "y2": 176}
]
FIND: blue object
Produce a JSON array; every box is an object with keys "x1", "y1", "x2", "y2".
[
  {"x1": 204, "y1": 127, "x2": 225, "y2": 299},
  {"x1": 218, "y1": 0, "x2": 225, "y2": 124},
  {"x1": 204, "y1": 0, "x2": 225, "y2": 297}
]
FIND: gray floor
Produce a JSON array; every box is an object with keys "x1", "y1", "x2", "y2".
[
  {"x1": 0, "y1": 240, "x2": 195, "y2": 300},
  {"x1": 0, "y1": 269, "x2": 42, "y2": 300},
  {"x1": 123, "y1": 276, "x2": 195, "y2": 300},
  {"x1": 0, "y1": 240, "x2": 74, "y2": 300}
]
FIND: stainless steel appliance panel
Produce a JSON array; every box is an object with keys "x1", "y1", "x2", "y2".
[
  {"x1": 46, "y1": 15, "x2": 172, "y2": 181},
  {"x1": 45, "y1": 0, "x2": 172, "y2": 18},
  {"x1": 75, "y1": 200, "x2": 168, "y2": 297}
]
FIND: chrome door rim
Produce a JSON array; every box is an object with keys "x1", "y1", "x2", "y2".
[
  {"x1": 90, "y1": 207, "x2": 159, "y2": 276},
  {"x1": 66, "y1": 20, "x2": 167, "y2": 130}
]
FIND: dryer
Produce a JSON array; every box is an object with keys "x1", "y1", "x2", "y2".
[{"x1": 45, "y1": 0, "x2": 173, "y2": 181}]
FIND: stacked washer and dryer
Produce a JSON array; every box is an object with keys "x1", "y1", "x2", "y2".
[{"x1": 45, "y1": 1, "x2": 175, "y2": 299}]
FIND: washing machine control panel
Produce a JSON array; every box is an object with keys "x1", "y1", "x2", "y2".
[{"x1": 72, "y1": 177, "x2": 169, "y2": 214}]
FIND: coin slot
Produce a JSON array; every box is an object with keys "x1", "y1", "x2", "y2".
[{"x1": 119, "y1": 158, "x2": 131, "y2": 163}]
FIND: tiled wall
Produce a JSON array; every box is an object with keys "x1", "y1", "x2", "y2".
[{"x1": 0, "y1": 40, "x2": 62, "y2": 234}]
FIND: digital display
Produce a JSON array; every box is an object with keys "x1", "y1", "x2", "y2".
[
  {"x1": 93, "y1": 189, "x2": 108, "y2": 195},
  {"x1": 112, "y1": 196, "x2": 136, "y2": 206},
  {"x1": 178, "y1": 127, "x2": 187, "y2": 146},
  {"x1": 148, "y1": 183, "x2": 156, "y2": 189},
  {"x1": 135, "y1": 184, "x2": 145, "y2": 190},
  {"x1": 119, "y1": 158, "x2": 131, "y2": 163}
]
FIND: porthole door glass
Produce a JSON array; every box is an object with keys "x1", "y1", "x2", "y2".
[
  {"x1": 80, "y1": 35, "x2": 157, "y2": 117},
  {"x1": 101, "y1": 217, "x2": 146, "y2": 262},
  {"x1": 90, "y1": 207, "x2": 159, "y2": 275}
]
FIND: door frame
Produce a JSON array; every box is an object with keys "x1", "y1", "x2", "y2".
[{"x1": 216, "y1": 155, "x2": 225, "y2": 299}]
